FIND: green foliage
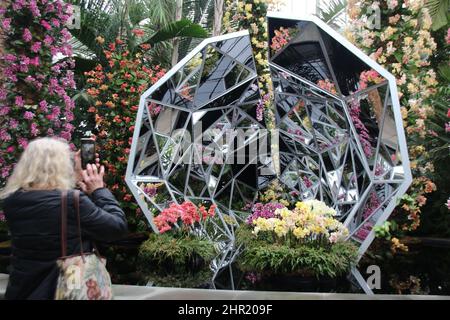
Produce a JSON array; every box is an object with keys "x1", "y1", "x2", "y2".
[
  {"x1": 427, "y1": 88, "x2": 450, "y2": 159},
  {"x1": 68, "y1": 0, "x2": 123, "y2": 63},
  {"x1": 145, "y1": 18, "x2": 208, "y2": 45},
  {"x1": 235, "y1": 227, "x2": 358, "y2": 278},
  {"x1": 419, "y1": 87, "x2": 450, "y2": 237},
  {"x1": 374, "y1": 221, "x2": 398, "y2": 240},
  {"x1": 425, "y1": 0, "x2": 450, "y2": 31},
  {"x1": 317, "y1": 0, "x2": 348, "y2": 29},
  {"x1": 138, "y1": 233, "x2": 216, "y2": 271},
  {"x1": 69, "y1": 0, "x2": 207, "y2": 70}
]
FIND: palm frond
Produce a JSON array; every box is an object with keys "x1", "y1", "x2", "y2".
[
  {"x1": 144, "y1": 18, "x2": 207, "y2": 45},
  {"x1": 425, "y1": 0, "x2": 449, "y2": 31},
  {"x1": 316, "y1": 0, "x2": 348, "y2": 29},
  {"x1": 69, "y1": 35, "x2": 97, "y2": 60},
  {"x1": 143, "y1": 0, "x2": 175, "y2": 29}
]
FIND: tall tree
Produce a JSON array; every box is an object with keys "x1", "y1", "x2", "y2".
[
  {"x1": 213, "y1": 0, "x2": 224, "y2": 36},
  {"x1": 171, "y1": 0, "x2": 183, "y2": 66}
]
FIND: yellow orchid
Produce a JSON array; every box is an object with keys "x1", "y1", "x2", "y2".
[
  {"x1": 293, "y1": 227, "x2": 310, "y2": 239},
  {"x1": 295, "y1": 201, "x2": 310, "y2": 213}
]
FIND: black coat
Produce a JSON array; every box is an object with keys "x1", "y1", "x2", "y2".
[{"x1": 3, "y1": 187, "x2": 128, "y2": 300}]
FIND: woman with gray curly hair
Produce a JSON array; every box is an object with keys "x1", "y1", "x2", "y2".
[{"x1": 0, "y1": 137, "x2": 128, "y2": 299}]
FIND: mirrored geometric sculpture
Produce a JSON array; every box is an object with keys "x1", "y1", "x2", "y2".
[
  {"x1": 125, "y1": 31, "x2": 273, "y2": 289},
  {"x1": 126, "y1": 15, "x2": 412, "y2": 293}
]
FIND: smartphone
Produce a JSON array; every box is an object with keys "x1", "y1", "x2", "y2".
[{"x1": 81, "y1": 138, "x2": 96, "y2": 169}]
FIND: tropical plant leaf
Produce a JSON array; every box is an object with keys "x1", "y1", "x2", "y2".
[
  {"x1": 69, "y1": 35, "x2": 97, "y2": 60},
  {"x1": 144, "y1": 18, "x2": 207, "y2": 45},
  {"x1": 438, "y1": 62, "x2": 450, "y2": 82},
  {"x1": 425, "y1": 0, "x2": 449, "y2": 31},
  {"x1": 317, "y1": 0, "x2": 347, "y2": 29}
]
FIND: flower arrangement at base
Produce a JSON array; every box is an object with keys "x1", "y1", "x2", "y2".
[
  {"x1": 137, "y1": 201, "x2": 217, "y2": 288},
  {"x1": 236, "y1": 199, "x2": 358, "y2": 289}
]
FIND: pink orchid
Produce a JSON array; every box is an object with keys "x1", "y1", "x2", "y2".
[
  {"x1": 40, "y1": 19, "x2": 52, "y2": 30},
  {"x1": 18, "y1": 138, "x2": 28, "y2": 149},
  {"x1": 0, "y1": 106, "x2": 10, "y2": 116},
  {"x1": 30, "y1": 123, "x2": 39, "y2": 136},
  {"x1": 39, "y1": 100, "x2": 48, "y2": 112},
  {"x1": 1, "y1": 18, "x2": 11, "y2": 31},
  {"x1": 31, "y1": 42, "x2": 42, "y2": 53},
  {"x1": 23, "y1": 28, "x2": 32, "y2": 42},
  {"x1": 3, "y1": 54, "x2": 17, "y2": 62},
  {"x1": 24, "y1": 111, "x2": 35, "y2": 120},
  {"x1": 9, "y1": 119, "x2": 19, "y2": 129},
  {"x1": 29, "y1": 0, "x2": 41, "y2": 17},
  {"x1": 44, "y1": 35, "x2": 54, "y2": 46},
  {"x1": 50, "y1": 18, "x2": 60, "y2": 28},
  {"x1": 15, "y1": 96, "x2": 24, "y2": 107}
]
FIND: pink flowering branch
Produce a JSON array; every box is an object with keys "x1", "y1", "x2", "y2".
[{"x1": 0, "y1": 0, "x2": 76, "y2": 183}]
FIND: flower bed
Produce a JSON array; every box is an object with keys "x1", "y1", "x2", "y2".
[
  {"x1": 236, "y1": 199, "x2": 358, "y2": 284},
  {"x1": 138, "y1": 233, "x2": 215, "y2": 288},
  {"x1": 137, "y1": 201, "x2": 217, "y2": 288}
]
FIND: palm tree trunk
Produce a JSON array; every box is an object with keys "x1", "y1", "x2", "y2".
[
  {"x1": 119, "y1": 1, "x2": 129, "y2": 40},
  {"x1": 199, "y1": 0, "x2": 214, "y2": 28},
  {"x1": 171, "y1": 0, "x2": 183, "y2": 67},
  {"x1": 212, "y1": 0, "x2": 224, "y2": 36}
]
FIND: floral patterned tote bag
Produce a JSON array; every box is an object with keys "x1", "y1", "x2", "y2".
[{"x1": 55, "y1": 190, "x2": 113, "y2": 300}]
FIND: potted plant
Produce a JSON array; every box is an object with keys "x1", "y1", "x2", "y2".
[
  {"x1": 137, "y1": 201, "x2": 217, "y2": 288},
  {"x1": 236, "y1": 199, "x2": 358, "y2": 292}
]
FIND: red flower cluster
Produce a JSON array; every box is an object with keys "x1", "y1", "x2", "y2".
[
  {"x1": 154, "y1": 201, "x2": 216, "y2": 234},
  {"x1": 83, "y1": 38, "x2": 166, "y2": 230}
]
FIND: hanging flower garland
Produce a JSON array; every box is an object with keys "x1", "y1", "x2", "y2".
[
  {"x1": 346, "y1": 0, "x2": 437, "y2": 240},
  {"x1": 223, "y1": 0, "x2": 281, "y2": 129}
]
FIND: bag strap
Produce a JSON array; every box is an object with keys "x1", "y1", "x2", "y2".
[
  {"x1": 60, "y1": 190, "x2": 68, "y2": 257},
  {"x1": 60, "y1": 190, "x2": 85, "y2": 258},
  {"x1": 73, "y1": 190, "x2": 86, "y2": 258}
]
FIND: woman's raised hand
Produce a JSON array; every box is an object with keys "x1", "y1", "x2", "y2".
[
  {"x1": 78, "y1": 163, "x2": 105, "y2": 195},
  {"x1": 74, "y1": 151, "x2": 100, "y2": 181}
]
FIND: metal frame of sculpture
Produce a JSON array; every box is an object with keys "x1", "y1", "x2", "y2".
[
  {"x1": 126, "y1": 14, "x2": 412, "y2": 294},
  {"x1": 266, "y1": 13, "x2": 411, "y2": 293}
]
